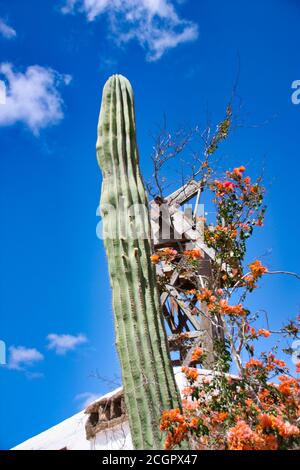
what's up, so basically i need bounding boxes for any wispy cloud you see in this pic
[0,63,71,134]
[0,19,16,39]
[61,0,198,61]
[46,333,88,355]
[75,392,99,409]
[8,346,44,371]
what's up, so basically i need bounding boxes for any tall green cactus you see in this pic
[96,75,181,449]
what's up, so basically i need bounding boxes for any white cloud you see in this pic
[47,333,88,355]
[0,63,71,134]
[8,346,44,371]
[0,19,16,39]
[75,392,99,409]
[61,0,198,61]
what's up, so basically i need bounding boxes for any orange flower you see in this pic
[223,181,235,191]
[273,358,286,367]
[244,275,258,289]
[258,389,271,403]
[227,421,265,450]
[278,375,300,396]
[249,260,268,276]
[212,411,229,423]
[162,248,178,256]
[197,288,213,302]
[233,166,246,178]
[259,414,300,438]
[161,409,189,449]
[258,413,273,429]
[182,366,199,382]
[219,299,245,316]
[250,184,259,194]
[160,408,185,429]
[245,358,263,369]
[184,249,203,260]
[181,386,194,396]
[150,254,160,264]
[257,329,271,338]
[245,398,254,408]
[245,261,268,289]
[191,347,204,362]
[262,435,278,450]
[186,289,197,295]
[189,417,200,429]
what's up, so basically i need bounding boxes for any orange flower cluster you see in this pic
[150,248,178,264]
[216,224,238,239]
[249,260,268,276]
[191,347,204,362]
[151,248,204,265]
[259,414,300,438]
[233,166,246,178]
[244,260,268,289]
[183,249,203,261]
[227,420,278,450]
[197,288,214,303]
[162,362,300,450]
[265,353,286,371]
[219,299,245,316]
[257,329,271,338]
[182,366,199,382]
[181,386,196,397]
[245,354,286,372]
[245,358,263,369]
[160,409,188,450]
[212,411,229,424]
[278,375,300,396]
[150,254,160,264]
[214,165,261,200]
[227,421,260,450]
[257,389,273,407]
[214,180,236,196]
[249,327,271,338]
[196,289,246,317]
[206,224,238,244]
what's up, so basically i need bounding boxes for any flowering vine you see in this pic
[153,165,300,450]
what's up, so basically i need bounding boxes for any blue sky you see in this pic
[0,0,299,450]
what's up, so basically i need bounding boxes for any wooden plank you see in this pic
[168,331,203,343]
[160,258,185,307]
[182,337,202,366]
[166,180,201,207]
[171,210,216,260]
[162,304,177,333]
[166,285,202,330]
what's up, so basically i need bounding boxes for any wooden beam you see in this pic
[182,337,203,367]
[166,285,202,330]
[160,258,185,307]
[162,304,177,333]
[166,180,201,207]
[168,331,203,343]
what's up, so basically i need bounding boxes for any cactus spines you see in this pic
[96,75,181,449]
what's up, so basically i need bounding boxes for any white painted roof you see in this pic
[12,368,198,450]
